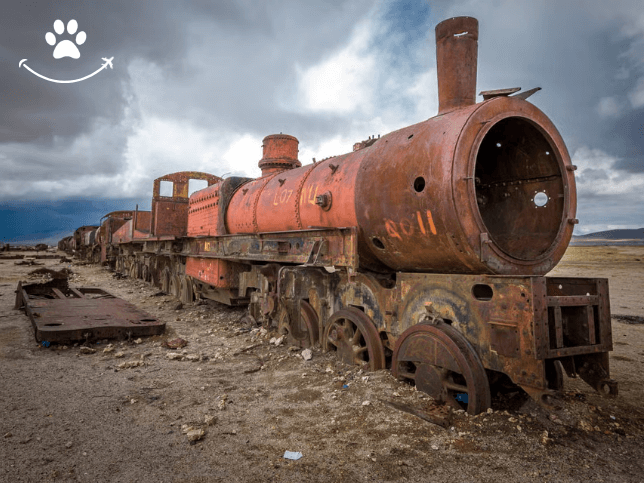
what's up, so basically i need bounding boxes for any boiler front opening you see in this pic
[474,117,564,260]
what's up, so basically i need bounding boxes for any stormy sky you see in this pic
[1,0,643,243]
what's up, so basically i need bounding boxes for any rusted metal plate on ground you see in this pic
[15,281,164,342]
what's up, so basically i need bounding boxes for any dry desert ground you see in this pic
[1,246,643,482]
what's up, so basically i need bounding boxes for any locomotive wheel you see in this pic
[179,276,194,305]
[169,275,181,298]
[277,300,319,348]
[161,269,171,294]
[323,307,385,371]
[129,262,138,279]
[151,268,160,288]
[141,265,150,283]
[392,322,491,415]
[546,359,564,391]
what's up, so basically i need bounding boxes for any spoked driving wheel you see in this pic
[323,307,385,371]
[277,300,319,348]
[392,322,491,415]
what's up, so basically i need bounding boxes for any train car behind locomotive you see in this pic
[73,16,617,414]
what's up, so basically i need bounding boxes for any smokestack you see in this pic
[258,134,302,176]
[435,17,479,115]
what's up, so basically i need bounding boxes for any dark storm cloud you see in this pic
[0,198,146,243]
[1,0,304,143]
[120,0,380,139]
[0,0,190,143]
[436,1,644,165]
[1,0,644,237]
[0,119,129,183]
[0,0,376,193]
[602,109,644,173]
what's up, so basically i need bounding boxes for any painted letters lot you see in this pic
[1,247,643,482]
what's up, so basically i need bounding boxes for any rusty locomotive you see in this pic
[64,17,617,414]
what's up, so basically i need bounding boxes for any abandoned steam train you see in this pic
[62,17,617,414]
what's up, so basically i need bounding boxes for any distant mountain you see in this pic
[573,228,644,240]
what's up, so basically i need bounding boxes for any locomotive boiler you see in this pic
[74,17,617,414]
[191,17,575,277]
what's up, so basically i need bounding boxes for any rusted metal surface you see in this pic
[57,236,73,252]
[353,95,575,275]
[277,299,319,348]
[185,257,245,289]
[388,273,613,395]
[322,307,385,371]
[15,280,164,342]
[110,211,153,244]
[150,172,221,238]
[479,87,521,100]
[533,277,613,359]
[258,134,302,176]
[214,17,575,276]
[134,210,152,233]
[111,220,134,244]
[103,173,221,287]
[184,227,358,268]
[353,136,379,152]
[392,321,491,415]
[70,226,98,254]
[513,87,542,100]
[436,17,478,114]
[224,150,362,238]
[188,177,252,237]
[97,211,134,263]
[275,267,615,409]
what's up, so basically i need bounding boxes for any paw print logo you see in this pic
[20,19,113,83]
[45,19,86,59]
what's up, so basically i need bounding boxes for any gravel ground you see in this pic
[1,247,643,482]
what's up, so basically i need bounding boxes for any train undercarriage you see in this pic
[106,228,617,415]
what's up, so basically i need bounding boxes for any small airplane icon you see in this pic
[101,57,114,69]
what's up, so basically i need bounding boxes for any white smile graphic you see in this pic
[20,19,114,84]
[19,57,114,84]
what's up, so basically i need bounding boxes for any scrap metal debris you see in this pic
[380,399,451,429]
[15,281,165,343]
[15,260,43,266]
[613,314,644,325]
[164,338,188,349]
[27,267,72,279]
[2,254,70,261]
